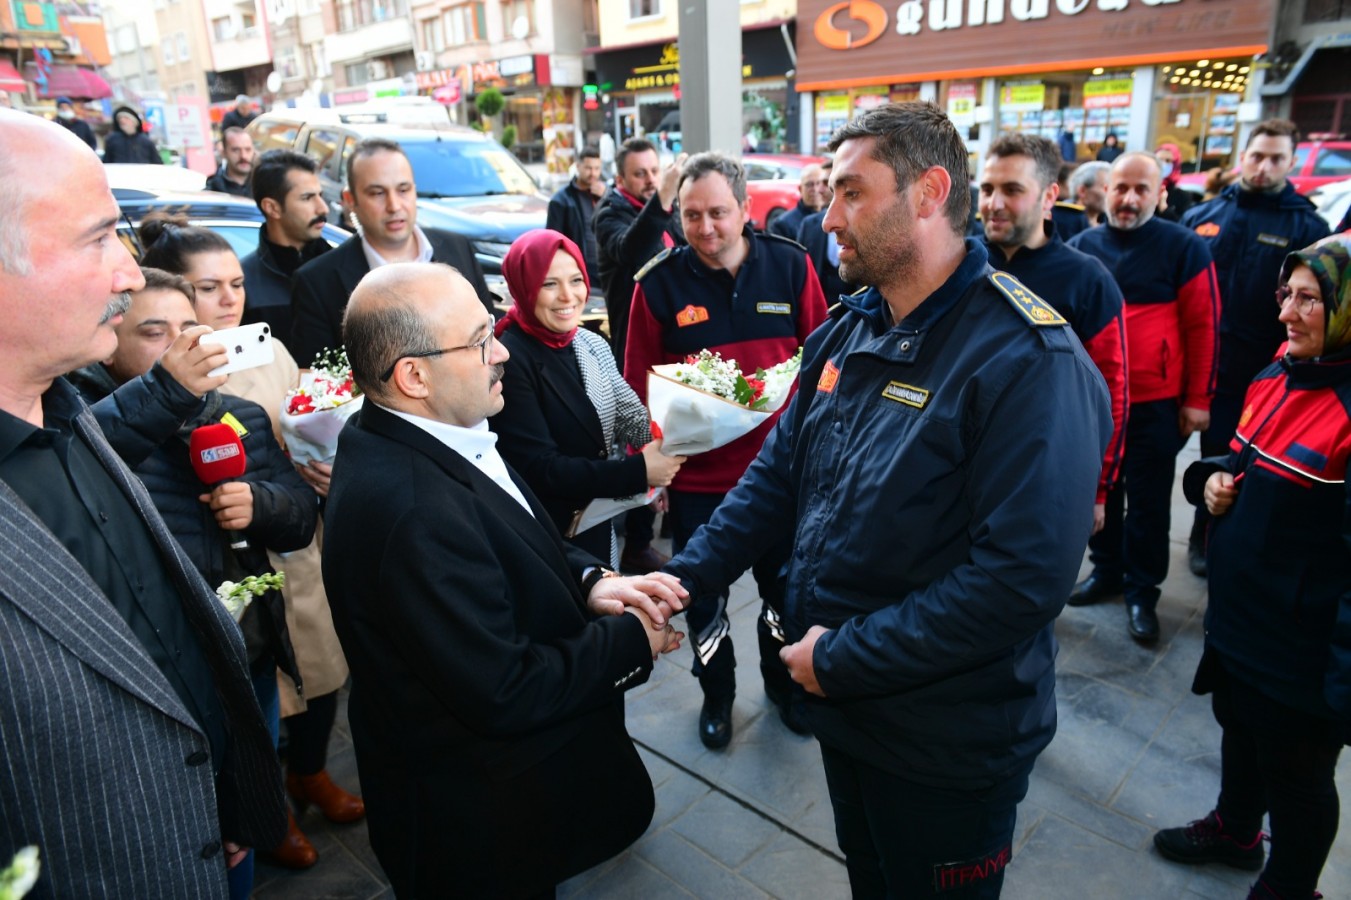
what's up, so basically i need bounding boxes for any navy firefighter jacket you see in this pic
[668,240,1112,788]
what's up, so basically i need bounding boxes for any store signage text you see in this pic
[815,0,1183,48]
[623,40,753,91]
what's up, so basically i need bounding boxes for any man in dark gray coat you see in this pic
[0,108,285,898]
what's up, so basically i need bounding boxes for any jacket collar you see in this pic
[843,237,991,334]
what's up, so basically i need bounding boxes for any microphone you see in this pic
[189,423,250,550]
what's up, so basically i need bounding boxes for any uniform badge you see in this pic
[756,302,791,315]
[817,360,840,393]
[675,305,709,327]
[1195,222,1221,237]
[1257,233,1290,248]
[988,272,1066,327]
[881,381,929,409]
[220,411,249,437]
[1238,404,1253,429]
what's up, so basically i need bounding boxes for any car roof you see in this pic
[113,188,265,220]
[251,108,485,140]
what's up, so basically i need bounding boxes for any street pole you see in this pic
[677,2,742,158]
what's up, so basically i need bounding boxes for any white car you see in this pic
[1308,177,1351,231]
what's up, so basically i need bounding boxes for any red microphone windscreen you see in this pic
[189,423,247,485]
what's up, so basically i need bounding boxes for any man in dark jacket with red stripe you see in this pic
[980,134,1129,533]
[1069,152,1219,643]
[1179,119,1330,575]
[625,151,828,748]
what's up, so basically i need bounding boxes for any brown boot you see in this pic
[287,770,366,824]
[264,811,318,869]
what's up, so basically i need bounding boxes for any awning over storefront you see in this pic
[0,59,25,93]
[22,63,111,99]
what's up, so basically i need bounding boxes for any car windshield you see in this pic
[403,139,538,197]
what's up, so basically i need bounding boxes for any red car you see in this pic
[744,153,828,232]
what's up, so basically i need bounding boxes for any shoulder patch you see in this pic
[1054,200,1086,212]
[758,230,806,251]
[634,248,674,282]
[988,272,1067,327]
[828,300,849,320]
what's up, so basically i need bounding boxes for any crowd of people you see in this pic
[0,96,1348,900]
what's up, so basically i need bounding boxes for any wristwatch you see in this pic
[580,566,621,596]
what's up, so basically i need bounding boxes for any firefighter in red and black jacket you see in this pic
[624,152,828,750]
[980,134,1129,533]
[1068,152,1219,643]
[1154,236,1351,899]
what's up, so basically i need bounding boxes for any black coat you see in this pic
[240,226,331,349]
[593,187,683,371]
[323,402,656,897]
[490,325,648,561]
[545,181,601,283]
[57,115,97,150]
[103,130,161,164]
[70,363,314,682]
[289,228,493,368]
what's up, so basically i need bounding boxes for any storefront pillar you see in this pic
[676,0,742,156]
[1126,66,1156,153]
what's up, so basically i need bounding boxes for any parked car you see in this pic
[1308,176,1351,230]
[246,108,550,297]
[743,153,829,233]
[111,180,352,263]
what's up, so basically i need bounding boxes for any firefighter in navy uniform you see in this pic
[623,151,827,748]
[663,104,1111,898]
[1179,119,1330,575]
[980,133,1129,535]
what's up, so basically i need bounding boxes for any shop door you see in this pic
[615,106,638,143]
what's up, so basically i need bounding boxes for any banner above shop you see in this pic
[797,0,1275,91]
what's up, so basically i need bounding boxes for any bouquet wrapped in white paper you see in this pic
[280,348,363,466]
[647,348,801,456]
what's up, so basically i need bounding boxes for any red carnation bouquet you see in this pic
[280,348,364,465]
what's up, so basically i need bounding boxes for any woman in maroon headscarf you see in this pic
[489,229,684,565]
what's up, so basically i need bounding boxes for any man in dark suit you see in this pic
[289,136,494,368]
[797,163,858,303]
[0,107,284,898]
[324,261,685,897]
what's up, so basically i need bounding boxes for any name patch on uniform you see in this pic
[756,302,792,315]
[1257,232,1290,248]
[1195,222,1221,237]
[933,845,1012,893]
[817,360,840,393]
[675,305,710,327]
[881,381,929,408]
[988,272,1066,327]
[220,411,249,438]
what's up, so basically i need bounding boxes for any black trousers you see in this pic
[1206,662,1343,899]
[821,744,1029,898]
[1087,398,1187,610]
[667,488,792,702]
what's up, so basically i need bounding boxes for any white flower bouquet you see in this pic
[0,846,39,900]
[215,571,286,623]
[280,348,364,466]
[646,348,802,456]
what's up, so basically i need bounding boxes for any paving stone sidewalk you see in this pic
[254,441,1351,898]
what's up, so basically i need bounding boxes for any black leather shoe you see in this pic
[1127,603,1160,643]
[1066,573,1124,607]
[699,695,733,749]
[619,544,671,575]
[1188,542,1208,578]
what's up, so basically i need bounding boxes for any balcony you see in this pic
[324,15,412,65]
[209,25,270,73]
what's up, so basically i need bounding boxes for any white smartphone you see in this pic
[200,323,275,376]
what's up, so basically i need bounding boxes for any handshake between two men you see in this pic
[586,569,688,659]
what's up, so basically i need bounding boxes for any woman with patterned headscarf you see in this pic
[488,229,684,566]
[1153,235,1351,899]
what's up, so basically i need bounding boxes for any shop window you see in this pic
[1154,58,1252,172]
[629,0,661,20]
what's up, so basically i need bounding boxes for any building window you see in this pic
[502,0,534,38]
[212,16,234,40]
[310,42,331,77]
[444,3,486,45]
[345,61,368,86]
[1305,0,1351,22]
[279,45,300,78]
[337,0,356,30]
[420,16,444,52]
[161,36,175,65]
[177,32,190,60]
[629,0,660,19]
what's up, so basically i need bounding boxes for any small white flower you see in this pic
[0,845,41,899]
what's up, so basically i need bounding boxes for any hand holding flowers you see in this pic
[215,571,286,623]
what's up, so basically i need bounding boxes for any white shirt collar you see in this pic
[361,224,434,270]
[377,403,533,514]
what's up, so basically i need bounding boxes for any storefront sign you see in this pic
[433,80,461,105]
[817,93,851,116]
[500,55,533,78]
[594,25,795,95]
[1083,77,1133,108]
[947,82,977,128]
[1000,82,1046,111]
[798,0,1274,90]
